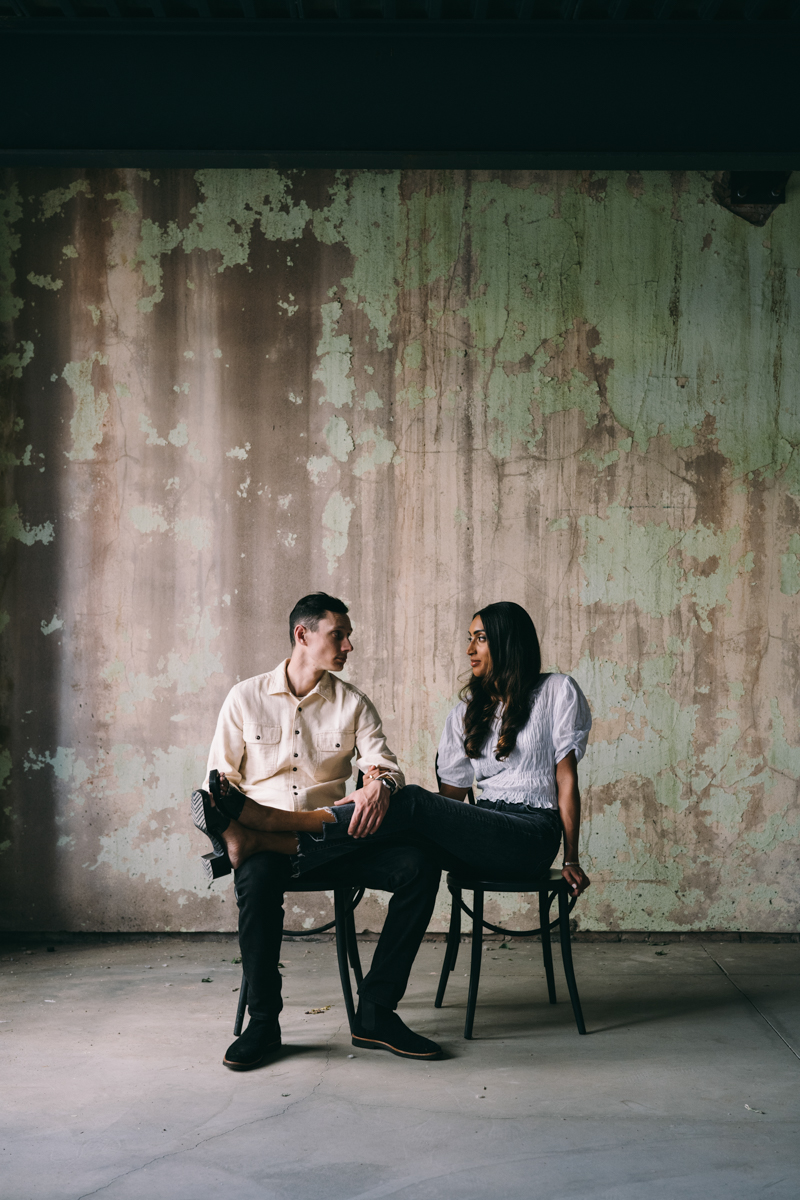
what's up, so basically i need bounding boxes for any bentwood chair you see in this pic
[434,762,587,1039]
[233,770,367,1036]
[234,880,364,1035]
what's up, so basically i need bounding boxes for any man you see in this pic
[198,591,443,1070]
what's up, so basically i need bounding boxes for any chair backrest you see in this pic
[434,752,475,805]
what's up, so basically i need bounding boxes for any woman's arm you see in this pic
[438,783,470,802]
[555,750,591,897]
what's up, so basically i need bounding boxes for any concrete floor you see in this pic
[2,936,799,1200]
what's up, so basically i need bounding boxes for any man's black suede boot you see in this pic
[223,1017,281,1071]
[351,1000,443,1060]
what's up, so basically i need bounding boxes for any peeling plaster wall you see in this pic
[1,169,798,935]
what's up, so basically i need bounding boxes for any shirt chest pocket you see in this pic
[314,729,356,756]
[243,724,282,772]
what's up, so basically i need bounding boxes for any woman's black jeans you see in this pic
[295,784,562,881]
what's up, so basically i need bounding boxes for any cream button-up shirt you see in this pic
[204,660,404,812]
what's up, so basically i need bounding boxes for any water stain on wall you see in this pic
[1,168,798,934]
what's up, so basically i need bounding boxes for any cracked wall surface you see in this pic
[1,168,798,934]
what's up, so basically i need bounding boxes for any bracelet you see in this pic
[563,861,580,867]
[374,772,398,796]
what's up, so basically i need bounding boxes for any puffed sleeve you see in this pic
[436,701,475,788]
[552,676,592,764]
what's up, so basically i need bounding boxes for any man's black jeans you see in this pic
[234,838,441,1022]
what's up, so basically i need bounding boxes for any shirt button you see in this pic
[335,743,340,748]
[256,735,260,740]
[293,767,297,772]
[297,707,302,713]
[293,753,299,758]
[295,730,299,735]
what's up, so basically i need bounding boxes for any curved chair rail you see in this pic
[450,880,577,937]
[282,886,366,937]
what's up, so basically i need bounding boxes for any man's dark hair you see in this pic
[289,592,349,646]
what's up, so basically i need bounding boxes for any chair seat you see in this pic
[284,878,350,892]
[445,867,566,891]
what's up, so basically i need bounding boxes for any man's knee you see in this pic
[234,851,290,907]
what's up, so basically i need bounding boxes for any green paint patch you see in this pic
[581,448,620,471]
[40,615,64,636]
[397,383,436,410]
[173,516,211,552]
[579,505,752,630]
[0,504,55,548]
[0,442,32,468]
[322,491,355,575]
[0,340,34,380]
[314,302,355,409]
[307,455,333,484]
[0,182,23,322]
[362,390,382,410]
[39,179,91,220]
[109,608,224,716]
[62,244,78,259]
[484,368,540,458]
[779,533,800,595]
[352,426,398,477]
[139,413,166,446]
[548,517,571,532]
[134,218,184,313]
[27,271,62,291]
[313,172,402,351]
[768,698,800,779]
[404,341,423,370]
[574,654,697,813]
[129,505,169,535]
[62,353,109,462]
[105,190,138,214]
[168,422,189,447]
[323,415,354,462]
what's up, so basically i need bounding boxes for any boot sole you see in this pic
[223,1037,281,1071]
[351,1034,443,1060]
[191,789,232,879]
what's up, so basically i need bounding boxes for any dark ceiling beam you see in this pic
[1,21,799,167]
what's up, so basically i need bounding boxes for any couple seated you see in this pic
[192,591,591,1070]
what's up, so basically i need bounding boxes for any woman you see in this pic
[196,602,591,899]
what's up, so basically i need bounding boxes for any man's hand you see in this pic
[333,768,390,837]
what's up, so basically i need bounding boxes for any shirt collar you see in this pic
[268,659,335,702]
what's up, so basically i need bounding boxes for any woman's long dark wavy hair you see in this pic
[461,601,542,761]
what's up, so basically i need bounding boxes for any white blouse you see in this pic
[436,674,592,809]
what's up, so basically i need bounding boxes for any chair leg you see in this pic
[234,970,248,1036]
[557,888,587,1035]
[539,890,557,1005]
[334,888,357,1032]
[464,888,484,1040]
[345,896,363,987]
[435,885,461,1009]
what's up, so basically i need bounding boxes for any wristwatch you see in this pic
[378,774,398,796]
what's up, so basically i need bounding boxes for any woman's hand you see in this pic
[562,863,590,897]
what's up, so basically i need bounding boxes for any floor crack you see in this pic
[701,943,800,1062]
